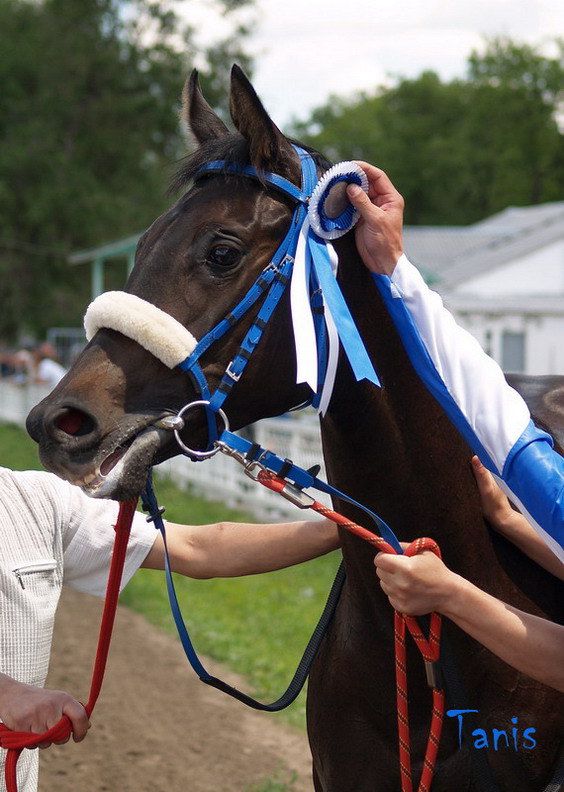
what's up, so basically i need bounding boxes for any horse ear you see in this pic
[229,64,298,176]
[183,70,229,144]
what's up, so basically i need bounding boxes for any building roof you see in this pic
[403,202,564,289]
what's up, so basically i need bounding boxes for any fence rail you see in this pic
[0,382,326,520]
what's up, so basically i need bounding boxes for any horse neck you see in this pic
[319,239,494,586]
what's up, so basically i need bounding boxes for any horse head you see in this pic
[27,67,323,500]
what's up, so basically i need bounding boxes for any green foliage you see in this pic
[0,0,255,340]
[292,38,564,225]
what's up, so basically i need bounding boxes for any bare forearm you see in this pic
[443,575,564,691]
[495,512,564,579]
[143,518,340,578]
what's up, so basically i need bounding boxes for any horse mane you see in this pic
[170,135,332,195]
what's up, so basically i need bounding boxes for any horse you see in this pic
[27,66,562,791]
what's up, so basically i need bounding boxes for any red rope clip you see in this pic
[256,469,444,792]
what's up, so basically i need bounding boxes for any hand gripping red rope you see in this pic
[0,499,138,792]
[256,469,444,792]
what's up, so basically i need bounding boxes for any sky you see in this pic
[185,0,563,127]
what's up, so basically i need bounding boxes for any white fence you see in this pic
[0,381,327,520]
[0,382,51,428]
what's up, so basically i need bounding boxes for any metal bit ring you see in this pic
[173,400,230,459]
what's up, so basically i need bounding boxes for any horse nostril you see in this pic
[56,408,96,437]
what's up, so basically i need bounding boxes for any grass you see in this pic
[0,421,43,470]
[0,422,341,730]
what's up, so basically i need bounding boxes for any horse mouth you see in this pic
[70,424,169,500]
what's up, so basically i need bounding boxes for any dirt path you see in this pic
[41,588,313,791]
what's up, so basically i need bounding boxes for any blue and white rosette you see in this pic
[308,161,369,241]
[290,162,377,414]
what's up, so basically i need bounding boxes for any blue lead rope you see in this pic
[141,472,346,711]
[139,425,403,711]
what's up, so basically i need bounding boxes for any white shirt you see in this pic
[0,468,156,792]
[36,359,66,388]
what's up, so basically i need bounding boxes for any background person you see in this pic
[32,343,66,388]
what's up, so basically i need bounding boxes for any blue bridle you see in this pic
[137,147,412,713]
[163,143,403,553]
[174,145,380,454]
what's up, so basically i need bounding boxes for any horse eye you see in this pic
[206,245,241,269]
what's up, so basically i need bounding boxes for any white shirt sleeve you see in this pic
[389,254,531,472]
[59,482,156,597]
[371,254,564,560]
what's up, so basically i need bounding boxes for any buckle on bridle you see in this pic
[225,361,242,382]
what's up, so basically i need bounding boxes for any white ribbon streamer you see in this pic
[290,219,319,392]
[318,244,340,416]
[290,219,344,415]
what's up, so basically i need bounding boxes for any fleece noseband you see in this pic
[84,290,198,368]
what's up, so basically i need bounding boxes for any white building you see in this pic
[403,202,564,376]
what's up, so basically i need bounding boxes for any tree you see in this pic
[0,0,255,340]
[292,38,564,226]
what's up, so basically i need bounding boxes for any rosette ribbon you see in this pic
[290,160,380,414]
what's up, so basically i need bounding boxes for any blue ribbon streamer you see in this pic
[307,231,381,387]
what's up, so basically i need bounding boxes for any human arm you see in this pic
[141,517,340,578]
[374,551,564,692]
[0,674,90,746]
[347,162,564,561]
[471,455,564,579]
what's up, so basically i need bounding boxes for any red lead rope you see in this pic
[256,469,445,792]
[0,499,138,792]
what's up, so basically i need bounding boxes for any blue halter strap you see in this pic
[175,145,380,450]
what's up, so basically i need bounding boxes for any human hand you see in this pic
[0,675,90,748]
[346,161,404,276]
[374,547,459,616]
[471,456,517,534]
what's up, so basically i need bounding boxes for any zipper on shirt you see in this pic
[12,559,57,589]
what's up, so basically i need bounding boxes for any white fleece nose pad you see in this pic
[84,291,198,368]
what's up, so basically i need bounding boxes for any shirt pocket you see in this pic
[12,559,58,591]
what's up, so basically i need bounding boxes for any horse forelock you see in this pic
[170,135,333,196]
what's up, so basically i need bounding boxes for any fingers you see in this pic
[352,161,404,208]
[346,181,382,220]
[470,455,512,524]
[373,550,448,616]
[62,699,90,743]
[471,455,494,490]
[8,690,89,746]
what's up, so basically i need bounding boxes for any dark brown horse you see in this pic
[27,67,562,791]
